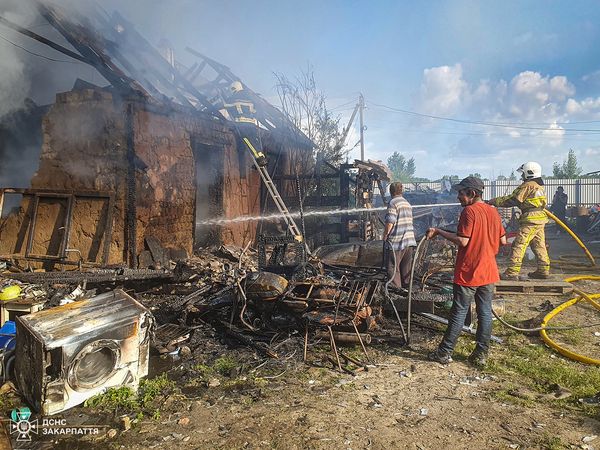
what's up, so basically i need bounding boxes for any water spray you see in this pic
[197,202,462,226]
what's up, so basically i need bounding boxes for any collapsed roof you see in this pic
[0,0,313,148]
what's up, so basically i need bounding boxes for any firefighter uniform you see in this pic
[492,180,550,277]
[223,86,267,166]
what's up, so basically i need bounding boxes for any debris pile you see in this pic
[145,244,387,371]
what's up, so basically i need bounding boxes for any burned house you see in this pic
[0,3,313,269]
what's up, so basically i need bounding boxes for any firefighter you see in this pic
[223,81,267,166]
[487,161,550,280]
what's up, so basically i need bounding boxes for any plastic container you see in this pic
[0,320,16,351]
[0,285,21,301]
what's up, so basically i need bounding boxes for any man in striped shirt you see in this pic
[384,182,417,288]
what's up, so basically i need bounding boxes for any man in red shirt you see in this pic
[426,176,506,366]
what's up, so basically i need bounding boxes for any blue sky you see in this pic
[3,0,600,179]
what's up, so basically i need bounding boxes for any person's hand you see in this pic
[426,228,438,240]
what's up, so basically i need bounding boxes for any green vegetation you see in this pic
[85,373,176,419]
[84,386,137,410]
[191,356,238,380]
[536,433,566,450]
[552,149,582,178]
[387,151,416,182]
[213,356,238,376]
[222,375,268,392]
[484,332,600,417]
[189,356,270,393]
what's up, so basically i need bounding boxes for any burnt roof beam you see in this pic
[0,15,88,64]
[36,2,148,98]
[108,12,222,117]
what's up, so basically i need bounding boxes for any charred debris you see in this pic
[0,1,463,415]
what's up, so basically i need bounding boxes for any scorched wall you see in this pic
[0,87,267,266]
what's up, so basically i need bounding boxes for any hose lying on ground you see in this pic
[537,276,600,365]
[489,211,598,364]
[545,208,596,266]
[490,275,600,365]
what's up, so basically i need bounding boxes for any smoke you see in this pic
[0,1,36,118]
[0,0,110,187]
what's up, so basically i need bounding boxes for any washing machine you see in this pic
[15,289,154,415]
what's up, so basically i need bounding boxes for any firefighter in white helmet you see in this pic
[487,161,550,280]
[223,81,267,166]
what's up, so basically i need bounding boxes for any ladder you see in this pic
[242,137,304,243]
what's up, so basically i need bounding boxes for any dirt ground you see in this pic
[5,231,600,450]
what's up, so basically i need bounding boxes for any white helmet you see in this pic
[230,81,243,93]
[517,161,542,180]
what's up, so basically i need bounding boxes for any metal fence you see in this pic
[405,178,600,207]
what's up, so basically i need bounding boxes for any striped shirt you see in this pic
[385,196,417,251]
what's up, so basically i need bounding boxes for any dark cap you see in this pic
[452,176,484,193]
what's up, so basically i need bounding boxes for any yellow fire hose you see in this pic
[539,276,600,365]
[544,208,596,266]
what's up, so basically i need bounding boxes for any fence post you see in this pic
[575,179,581,207]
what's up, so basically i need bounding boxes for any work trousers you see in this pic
[385,246,414,289]
[506,224,550,276]
[438,284,494,356]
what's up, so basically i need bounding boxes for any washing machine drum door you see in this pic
[68,340,121,391]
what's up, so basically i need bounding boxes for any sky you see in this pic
[1,0,600,180]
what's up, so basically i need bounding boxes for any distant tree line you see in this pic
[386,148,592,183]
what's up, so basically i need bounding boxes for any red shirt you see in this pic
[454,202,505,286]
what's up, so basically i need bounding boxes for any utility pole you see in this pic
[359,93,365,161]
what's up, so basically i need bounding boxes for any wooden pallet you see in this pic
[495,280,573,296]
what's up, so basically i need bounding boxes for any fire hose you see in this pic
[492,214,600,363]
[538,276,600,365]
[415,216,600,364]
[544,208,596,267]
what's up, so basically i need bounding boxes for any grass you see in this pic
[536,433,566,450]
[192,356,238,379]
[213,356,237,376]
[85,373,176,419]
[221,375,268,392]
[547,326,586,346]
[483,332,600,417]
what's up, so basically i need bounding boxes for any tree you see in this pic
[469,173,483,179]
[496,174,507,181]
[273,67,342,168]
[552,149,582,178]
[273,67,344,200]
[387,151,416,182]
[509,171,517,181]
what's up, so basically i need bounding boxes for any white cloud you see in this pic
[410,65,600,178]
[563,97,600,119]
[540,122,565,147]
[419,64,467,115]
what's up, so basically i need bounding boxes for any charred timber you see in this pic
[0,15,88,63]
[315,330,372,345]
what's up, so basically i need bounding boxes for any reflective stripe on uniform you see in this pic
[506,224,550,275]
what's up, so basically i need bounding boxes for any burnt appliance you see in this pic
[15,289,154,415]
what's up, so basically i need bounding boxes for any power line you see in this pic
[368,101,600,133]
[0,33,80,63]
[329,99,357,111]
[367,120,600,138]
